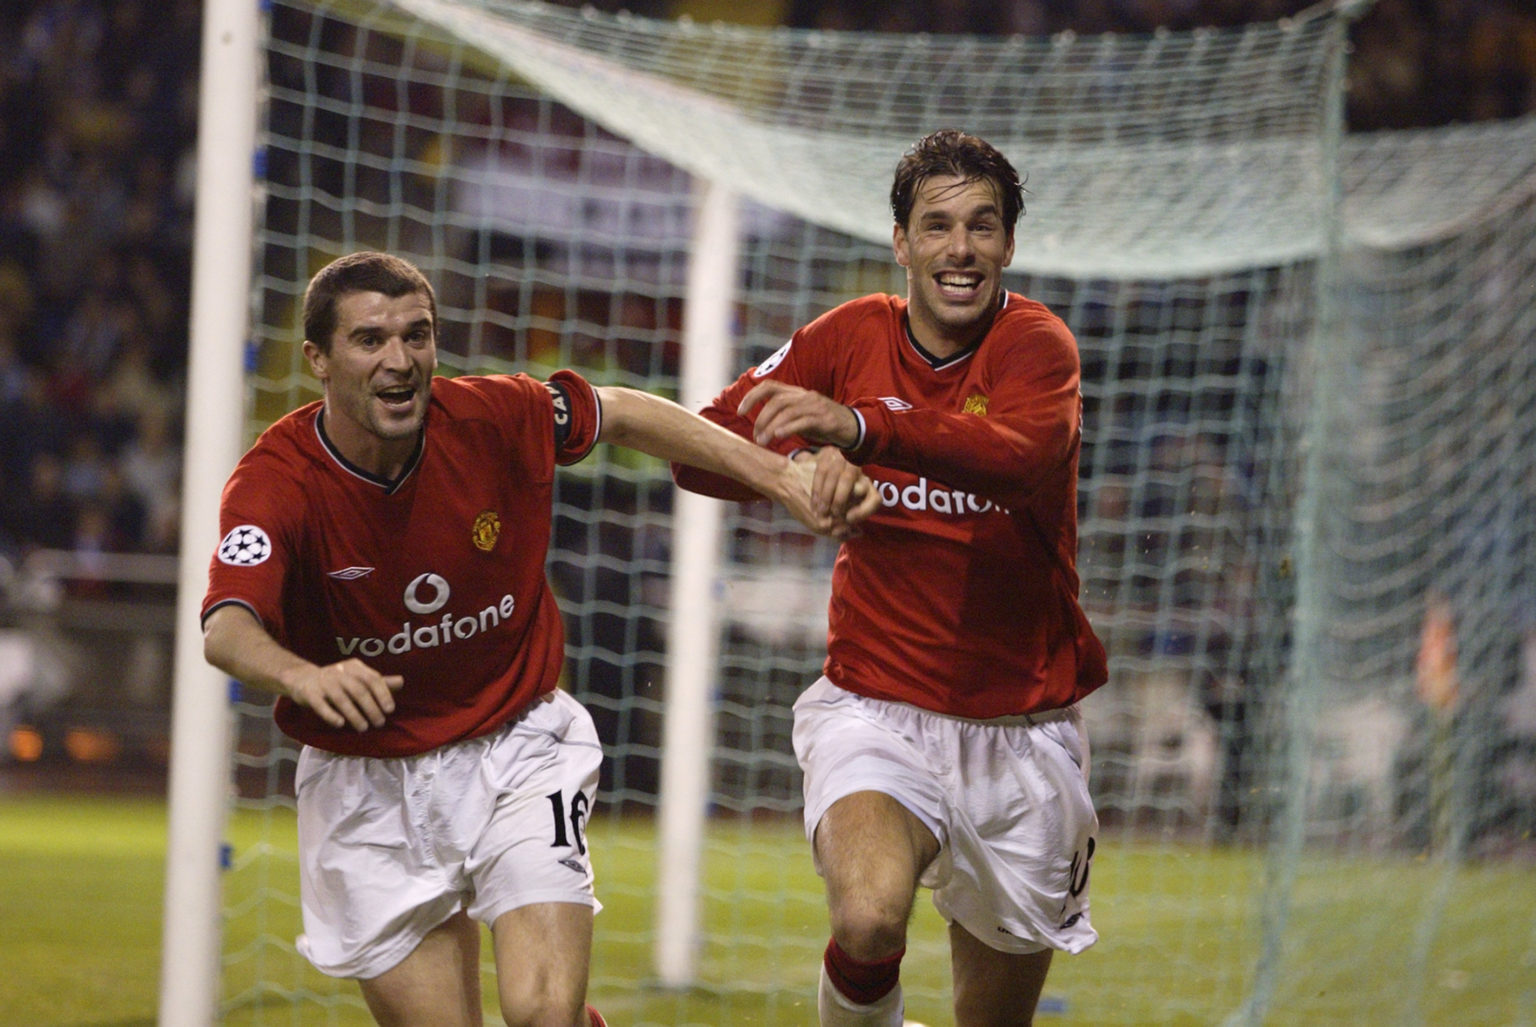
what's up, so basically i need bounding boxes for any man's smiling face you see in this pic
[894,173,1016,358]
[303,288,437,475]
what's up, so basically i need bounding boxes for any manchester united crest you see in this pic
[471,510,501,552]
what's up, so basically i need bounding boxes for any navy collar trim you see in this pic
[314,409,424,494]
[903,292,1008,370]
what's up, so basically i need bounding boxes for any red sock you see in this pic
[587,1005,607,1027]
[823,937,904,1006]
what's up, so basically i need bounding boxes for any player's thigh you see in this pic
[490,901,593,1025]
[358,909,483,1027]
[949,921,1053,1027]
[815,790,939,953]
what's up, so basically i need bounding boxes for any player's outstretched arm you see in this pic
[596,385,878,539]
[203,604,403,731]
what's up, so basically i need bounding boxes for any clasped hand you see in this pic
[741,381,880,541]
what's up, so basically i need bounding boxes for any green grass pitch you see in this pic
[1,793,1532,1024]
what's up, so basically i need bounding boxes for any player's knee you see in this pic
[498,1001,584,1027]
[829,899,909,961]
[497,972,584,1027]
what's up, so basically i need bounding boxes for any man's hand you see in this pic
[740,381,861,449]
[287,660,405,732]
[791,448,882,540]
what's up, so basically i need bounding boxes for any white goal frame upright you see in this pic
[159,0,260,1023]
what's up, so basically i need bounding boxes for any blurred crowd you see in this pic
[0,0,1532,572]
[0,0,202,570]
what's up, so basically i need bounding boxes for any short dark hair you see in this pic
[889,129,1025,235]
[302,251,437,354]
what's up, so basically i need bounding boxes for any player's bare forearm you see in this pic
[203,604,313,699]
[598,385,874,537]
[665,400,774,503]
[203,604,402,731]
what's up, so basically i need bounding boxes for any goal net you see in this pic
[208,1,1536,1023]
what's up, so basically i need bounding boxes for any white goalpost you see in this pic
[159,0,261,1023]
[164,1,1536,1023]
[654,178,739,987]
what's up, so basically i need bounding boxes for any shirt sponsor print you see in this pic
[333,571,518,658]
[869,475,1007,516]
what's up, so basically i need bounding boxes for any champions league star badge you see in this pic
[218,524,272,566]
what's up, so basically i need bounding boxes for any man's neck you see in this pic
[905,296,1002,364]
[319,406,420,481]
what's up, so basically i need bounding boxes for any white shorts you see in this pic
[293,690,603,979]
[793,677,1098,956]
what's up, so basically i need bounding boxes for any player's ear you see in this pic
[892,222,911,267]
[302,339,328,381]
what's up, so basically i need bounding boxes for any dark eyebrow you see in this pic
[347,317,433,340]
[919,202,1000,224]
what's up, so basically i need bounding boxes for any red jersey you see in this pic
[202,371,600,757]
[674,293,1107,718]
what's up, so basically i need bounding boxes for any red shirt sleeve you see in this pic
[200,412,314,637]
[844,306,1082,512]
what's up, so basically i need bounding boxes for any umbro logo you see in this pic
[558,857,586,875]
[327,566,375,580]
[878,396,912,411]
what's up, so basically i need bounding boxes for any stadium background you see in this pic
[1,0,1534,1024]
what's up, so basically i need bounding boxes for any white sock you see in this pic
[818,961,904,1027]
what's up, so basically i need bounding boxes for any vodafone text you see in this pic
[870,475,1008,516]
[335,574,516,657]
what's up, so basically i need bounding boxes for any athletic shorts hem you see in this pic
[468,889,602,927]
[299,917,448,982]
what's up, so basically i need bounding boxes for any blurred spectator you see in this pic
[0,371,68,486]
[2,0,198,564]
[118,408,181,553]
[0,332,31,408]
[66,503,117,599]
[96,463,148,552]
[95,334,178,432]
[17,452,75,553]
[60,432,109,504]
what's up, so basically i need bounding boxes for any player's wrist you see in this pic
[833,406,864,450]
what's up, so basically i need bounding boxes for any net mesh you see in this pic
[215,1,1536,1023]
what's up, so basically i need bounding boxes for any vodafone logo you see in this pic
[404,573,450,614]
[871,475,1007,516]
[333,571,518,658]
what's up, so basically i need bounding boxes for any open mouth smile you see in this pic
[375,383,419,411]
[935,271,985,298]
